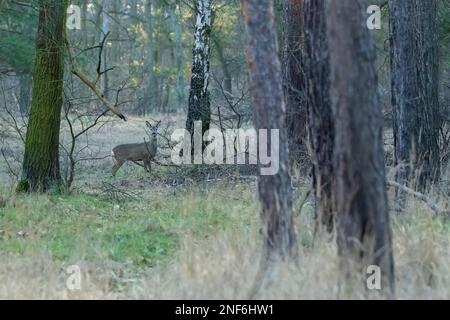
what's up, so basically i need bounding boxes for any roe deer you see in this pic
[111,121,161,177]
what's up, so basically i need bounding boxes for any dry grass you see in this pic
[0,184,448,300]
[126,207,449,300]
[0,117,449,300]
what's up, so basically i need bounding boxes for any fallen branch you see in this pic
[387,181,450,217]
[65,34,127,121]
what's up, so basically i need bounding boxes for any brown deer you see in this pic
[111,121,161,177]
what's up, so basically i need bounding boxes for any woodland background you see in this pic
[0,0,449,299]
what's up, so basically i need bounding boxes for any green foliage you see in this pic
[0,0,39,73]
[15,180,29,193]
[0,31,35,73]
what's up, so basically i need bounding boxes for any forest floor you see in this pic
[0,117,449,299]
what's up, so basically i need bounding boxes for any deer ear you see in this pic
[156,120,162,129]
[146,121,152,128]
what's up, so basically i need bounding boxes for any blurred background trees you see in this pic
[0,0,248,117]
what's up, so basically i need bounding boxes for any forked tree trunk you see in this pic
[17,0,68,193]
[326,0,395,294]
[243,0,296,261]
[283,0,307,169]
[390,0,440,191]
[303,0,334,233]
[186,0,212,137]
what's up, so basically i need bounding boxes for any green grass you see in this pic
[0,182,256,271]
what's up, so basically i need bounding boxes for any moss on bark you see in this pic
[18,0,68,193]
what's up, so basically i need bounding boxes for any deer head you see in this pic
[146,120,161,140]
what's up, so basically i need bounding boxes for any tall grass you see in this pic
[0,181,448,299]
[0,118,448,299]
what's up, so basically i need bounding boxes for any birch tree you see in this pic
[186,0,212,137]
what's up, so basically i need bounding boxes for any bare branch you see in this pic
[387,181,450,217]
[65,34,127,121]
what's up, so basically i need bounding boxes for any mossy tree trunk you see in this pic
[17,0,68,193]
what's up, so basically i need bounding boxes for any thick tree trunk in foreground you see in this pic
[283,0,307,169]
[304,0,334,233]
[17,0,68,193]
[186,0,212,137]
[390,0,440,191]
[243,0,296,260]
[326,0,394,294]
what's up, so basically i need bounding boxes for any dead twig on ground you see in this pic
[387,180,450,217]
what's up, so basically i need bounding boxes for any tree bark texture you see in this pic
[303,0,335,233]
[186,0,212,137]
[326,0,395,294]
[18,0,68,192]
[243,0,296,260]
[390,0,440,191]
[283,0,308,169]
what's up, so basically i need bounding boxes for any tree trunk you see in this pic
[18,73,32,116]
[143,0,156,114]
[128,2,138,78]
[171,3,186,107]
[17,0,68,193]
[111,0,120,64]
[214,36,232,94]
[390,0,440,192]
[186,0,212,137]
[326,0,395,295]
[243,0,296,261]
[283,0,307,169]
[303,0,334,233]
[81,0,88,49]
[92,2,103,47]
[100,1,109,99]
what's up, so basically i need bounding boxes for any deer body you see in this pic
[111,121,160,177]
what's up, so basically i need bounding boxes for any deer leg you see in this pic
[112,160,125,177]
[143,158,151,173]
